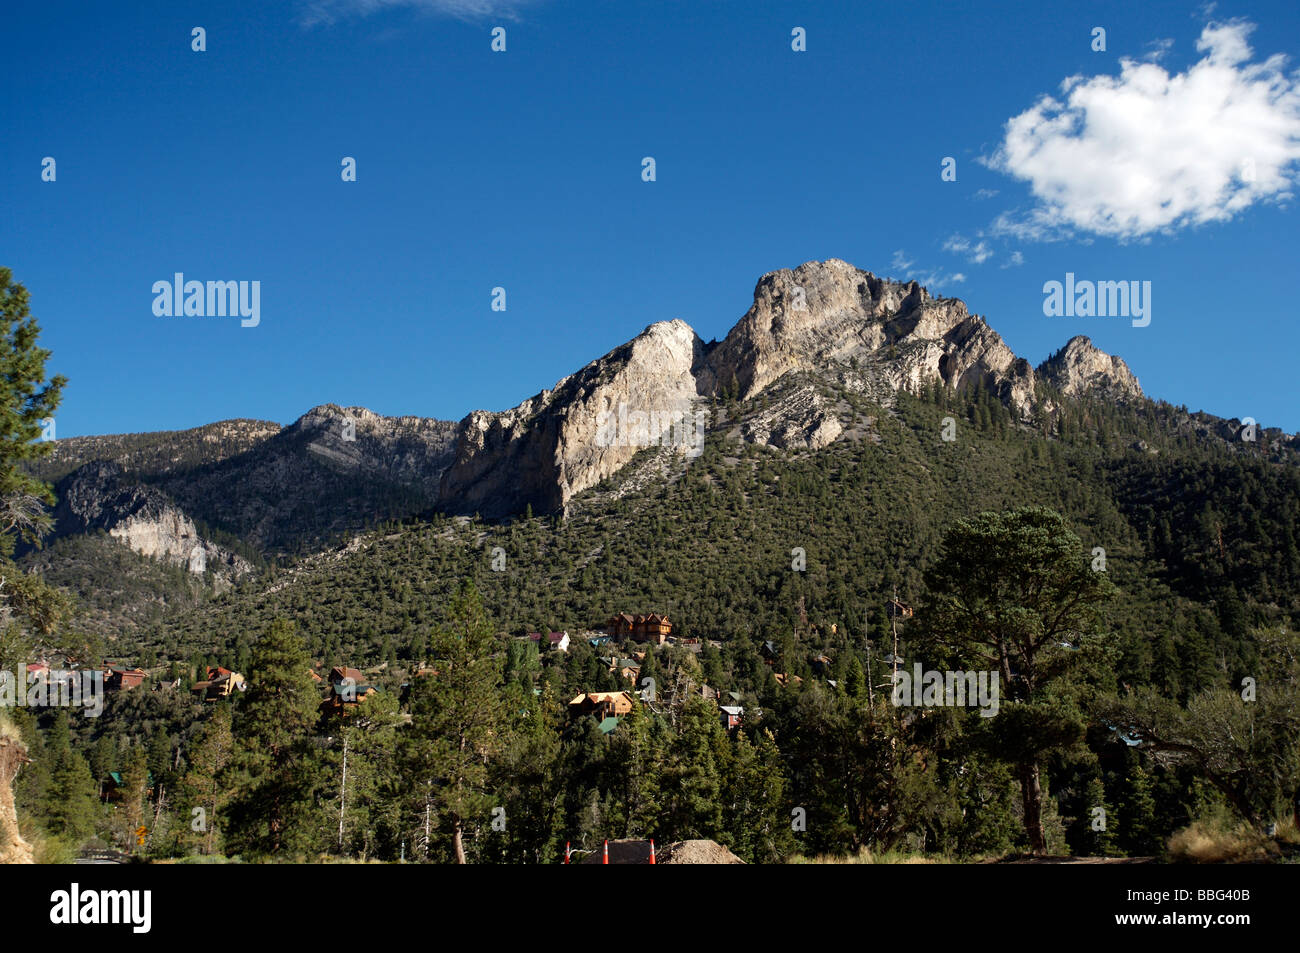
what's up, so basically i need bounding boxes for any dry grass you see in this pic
[1167,814,1283,864]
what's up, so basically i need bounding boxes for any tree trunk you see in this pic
[1018,761,1047,855]
[453,816,467,864]
[338,733,349,852]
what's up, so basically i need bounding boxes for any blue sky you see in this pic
[4,0,1298,438]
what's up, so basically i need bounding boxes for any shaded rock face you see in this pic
[700,259,1040,419]
[53,462,252,576]
[156,406,461,551]
[1038,335,1143,401]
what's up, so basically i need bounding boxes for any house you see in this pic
[330,666,364,685]
[587,634,612,647]
[190,666,247,702]
[597,716,620,735]
[25,663,49,682]
[103,771,155,803]
[616,658,641,684]
[886,600,914,620]
[720,705,744,730]
[527,631,571,652]
[105,668,148,692]
[772,673,803,688]
[812,655,833,676]
[322,666,377,716]
[605,613,672,645]
[568,691,635,720]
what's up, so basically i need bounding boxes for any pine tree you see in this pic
[225,618,325,857]
[41,712,98,845]
[118,746,150,855]
[920,507,1115,854]
[179,704,234,856]
[407,581,506,863]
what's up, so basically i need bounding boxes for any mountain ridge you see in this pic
[28,259,1294,562]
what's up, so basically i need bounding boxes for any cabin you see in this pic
[322,666,377,716]
[191,666,246,702]
[568,691,635,720]
[720,705,744,730]
[527,631,571,653]
[103,771,156,803]
[105,668,148,692]
[605,613,673,645]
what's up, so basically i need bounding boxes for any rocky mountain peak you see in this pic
[700,259,1036,418]
[1038,335,1143,401]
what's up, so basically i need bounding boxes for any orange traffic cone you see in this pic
[603,839,609,864]
[564,841,571,864]
[649,839,656,865]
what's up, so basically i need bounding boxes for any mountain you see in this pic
[27,259,1293,570]
[52,461,252,577]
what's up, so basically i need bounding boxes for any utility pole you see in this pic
[864,607,874,710]
[891,585,900,685]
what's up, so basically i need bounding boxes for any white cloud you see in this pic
[943,234,994,264]
[1001,250,1025,269]
[986,20,1300,241]
[888,250,964,290]
[972,188,1000,200]
[890,249,914,271]
[301,0,544,25]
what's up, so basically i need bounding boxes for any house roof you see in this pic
[597,716,620,734]
[720,706,744,716]
[569,691,632,706]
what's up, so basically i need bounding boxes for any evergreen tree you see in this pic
[41,712,98,844]
[920,506,1115,854]
[406,581,506,863]
[178,704,234,856]
[225,618,325,857]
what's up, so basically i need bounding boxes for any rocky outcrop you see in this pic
[739,381,843,451]
[54,462,252,575]
[699,259,1039,418]
[1038,335,1142,401]
[0,718,34,865]
[439,320,708,518]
